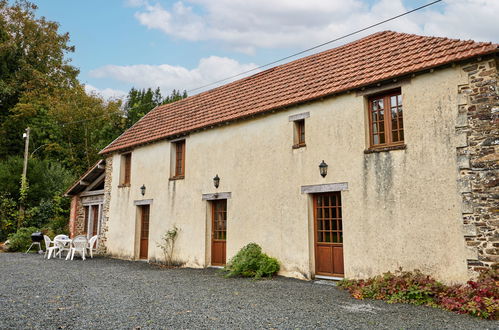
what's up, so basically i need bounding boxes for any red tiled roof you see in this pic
[100,31,497,154]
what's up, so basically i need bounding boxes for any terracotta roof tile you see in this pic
[100,31,497,154]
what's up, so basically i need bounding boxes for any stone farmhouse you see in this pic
[66,31,498,283]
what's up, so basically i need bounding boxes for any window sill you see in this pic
[292,143,306,149]
[118,184,130,188]
[169,175,185,181]
[364,144,406,154]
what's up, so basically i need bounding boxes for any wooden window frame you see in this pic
[119,153,132,186]
[367,89,404,150]
[293,119,306,149]
[171,140,185,180]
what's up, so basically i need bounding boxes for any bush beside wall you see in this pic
[224,243,280,279]
[338,269,499,320]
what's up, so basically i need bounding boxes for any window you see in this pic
[368,90,404,148]
[294,119,306,148]
[120,153,131,185]
[172,140,185,178]
[289,112,309,149]
[290,119,307,149]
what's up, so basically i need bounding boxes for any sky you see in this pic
[29,0,499,100]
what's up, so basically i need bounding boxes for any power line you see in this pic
[57,0,442,127]
[187,0,442,93]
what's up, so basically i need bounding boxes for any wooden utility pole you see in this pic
[18,127,30,228]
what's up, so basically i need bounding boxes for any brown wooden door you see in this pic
[139,205,150,260]
[92,206,99,236]
[314,192,344,277]
[211,200,227,266]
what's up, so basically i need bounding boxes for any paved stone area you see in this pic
[0,253,496,329]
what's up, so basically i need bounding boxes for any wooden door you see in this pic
[91,206,99,236]
[90,206,100,248]
[139,205,150,260]
[314,192,344,277]
[211,200,227,266]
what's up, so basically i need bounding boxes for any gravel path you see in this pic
[0,253,496,329]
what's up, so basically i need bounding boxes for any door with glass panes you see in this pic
[211,199,227,266]
[313,192,344,277]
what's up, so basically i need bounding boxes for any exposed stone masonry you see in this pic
[457,57,499,274]
[74,197,86,237]
[97,156,113,254]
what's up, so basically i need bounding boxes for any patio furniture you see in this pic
[43,235,57,259]
[87,235,98,258]
[67,235,87,261]
[50,235,71,259]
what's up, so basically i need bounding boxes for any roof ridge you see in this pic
[101,31,498,154]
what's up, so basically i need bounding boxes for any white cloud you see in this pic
[89,56,259,94]
[132,0,498,53]
[422,0,499,42]
[84,84,127,100]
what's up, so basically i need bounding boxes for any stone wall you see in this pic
[97,156,113,254]
[74,197,86,237]
[457,57,499,274]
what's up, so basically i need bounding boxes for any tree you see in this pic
[0,0,79,158]
[123,87,187,128]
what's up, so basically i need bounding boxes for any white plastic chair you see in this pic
[67,236,87,261]
[43,235,57,259]
[87,235,98,258]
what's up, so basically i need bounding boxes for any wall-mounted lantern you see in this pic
[213,174,220,189]
[140,184,146,196]
[319,160,328,178]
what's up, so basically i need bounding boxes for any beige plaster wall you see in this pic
[105,65,471,283]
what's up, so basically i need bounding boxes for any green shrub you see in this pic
[0,192,18,241]
[224,243,280,279]
[46,215,69,235]
[338,268,499,320]
[7,227,40,252]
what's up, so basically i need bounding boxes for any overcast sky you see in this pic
[32,0,499,99]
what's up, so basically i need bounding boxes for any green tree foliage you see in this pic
[0,192,17,240]
[0,1,126,173]
[0,156,73,233]
[0,0,80,157]
[124,87,187,128]
[0,1,188,241]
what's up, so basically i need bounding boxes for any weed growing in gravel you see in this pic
[223,243,279,279]
[338,268,499,320]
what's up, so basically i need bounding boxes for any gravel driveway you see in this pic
[0,253,495,329]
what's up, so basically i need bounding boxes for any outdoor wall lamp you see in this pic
[319,160,328,178]
[213,174,220,189]
[140,184,146,196]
